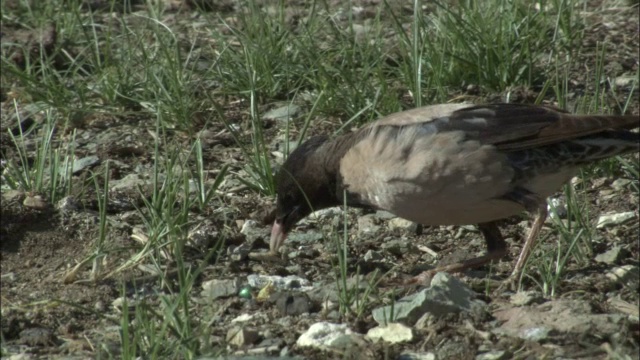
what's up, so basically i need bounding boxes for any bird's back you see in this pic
[338,103,638,225]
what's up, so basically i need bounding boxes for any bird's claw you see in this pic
[377,270,439,288]
[248,251,285,263]
[406,270,437,287]
[493,274,519,295]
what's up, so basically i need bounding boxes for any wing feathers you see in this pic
[368,103,639,152]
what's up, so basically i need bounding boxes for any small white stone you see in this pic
[366,323,414,343]
[388,217,418,232]
[296,322,365,349]
[240,220,260,234]
[231,313,255,323]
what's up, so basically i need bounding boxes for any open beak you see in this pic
[270,220,287,253]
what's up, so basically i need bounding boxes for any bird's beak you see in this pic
[270,220,287,253]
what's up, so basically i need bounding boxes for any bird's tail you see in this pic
[567,114,639,132]
[571,129,639,162]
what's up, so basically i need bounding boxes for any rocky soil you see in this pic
[1,0,639,359]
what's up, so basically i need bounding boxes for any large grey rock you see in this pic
[380,238,411,256]
[375,210,397,220]
[372,273,484,325]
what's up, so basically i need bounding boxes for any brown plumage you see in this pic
[270,103,639,287]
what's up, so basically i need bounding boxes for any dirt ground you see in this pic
[1,0,639,359]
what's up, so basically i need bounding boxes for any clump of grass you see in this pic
[427,0,552,91]
[213,1,301,101]
[522,184,594,296]
[3,104,76,203]
[332,192,382,321]
[97,115,228,356]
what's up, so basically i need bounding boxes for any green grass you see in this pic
[3,106,76,202]
[1,0,638,358]
[332,192,382,321]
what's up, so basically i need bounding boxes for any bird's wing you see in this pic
[367,103,639,151]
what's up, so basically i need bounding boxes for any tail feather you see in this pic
[537,114,640,144]
[573,130,640,161]
[508,129,639,180]
[574,114,639,130]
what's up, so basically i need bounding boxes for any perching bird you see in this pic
[269,103,639,287]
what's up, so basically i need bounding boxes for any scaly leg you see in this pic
[493,188,548,292]
[497,203,548,291]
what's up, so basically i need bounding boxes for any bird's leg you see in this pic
[406,222,507,285]
[408,187,549,291]
[496,188,548,292]
[497,203,548,291]
[513,204,548,276]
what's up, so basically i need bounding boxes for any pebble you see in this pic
[201,278,241,300]
[273,292,313,316]
[476,350,509,360]
[226,326,260,347]
[23,194,47,209]
[357,214,379,234]
[296,322,366,350]
[595,245,626,265]
[263,104,301,121]
[388,217,418,233]
[596,211,636,228]
[366,323,414,343]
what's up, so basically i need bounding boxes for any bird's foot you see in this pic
[377,271,429,288]
[377,273,410,287]
[493,273,519,295]
[404,270,437,287]
[248,250,285,263]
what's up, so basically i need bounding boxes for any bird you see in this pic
[268,103,639,288]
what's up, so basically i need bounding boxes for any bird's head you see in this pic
[270,135,337,253]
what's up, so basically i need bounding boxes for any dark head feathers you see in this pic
[274,135,337,233]
[275,135,329,198]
